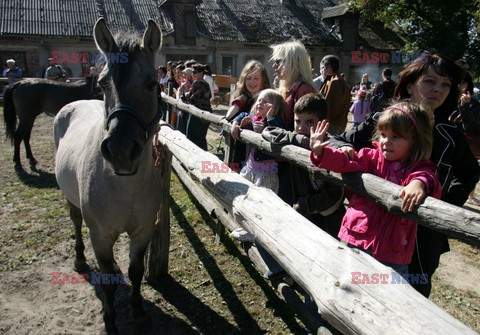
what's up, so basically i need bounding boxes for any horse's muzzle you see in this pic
[101,134,144,175]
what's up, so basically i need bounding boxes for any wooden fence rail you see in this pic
[151,123,476,335]
[160,94,480,247]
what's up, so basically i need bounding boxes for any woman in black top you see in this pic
[330,54,480,297]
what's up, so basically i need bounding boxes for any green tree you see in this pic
[350,0,480,77]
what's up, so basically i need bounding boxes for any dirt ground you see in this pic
[0,108,479,334]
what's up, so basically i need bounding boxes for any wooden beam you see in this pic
[146,147,173,283]
[161,94,480,247]
[172,155,334,335]
[155,125,477,335]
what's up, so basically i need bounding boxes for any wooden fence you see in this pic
[147,94,480,335]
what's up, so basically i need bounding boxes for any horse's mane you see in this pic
[114,31,142,53]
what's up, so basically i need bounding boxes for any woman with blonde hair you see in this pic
[270,40,317,131]
[268,41,317,209]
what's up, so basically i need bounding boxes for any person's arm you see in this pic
[226,96,246,121]
[185,81,205,101]
[400,163,442,212]
[14,68,22,79]
[261,127,306,147]
[226,105,240,122]
[177,82,189,99]
[443,129,480,206]
[328,112,379,159]
[230,112,250,140]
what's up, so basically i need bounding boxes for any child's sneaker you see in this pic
[230,228,255,242]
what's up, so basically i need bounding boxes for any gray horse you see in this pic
[54,18,163,333]
[3,76,101,167]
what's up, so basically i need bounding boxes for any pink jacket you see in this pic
[311,145,442,264]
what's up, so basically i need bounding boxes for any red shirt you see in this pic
[283,80,316,131]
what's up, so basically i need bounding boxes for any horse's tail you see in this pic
[3,83,18,144]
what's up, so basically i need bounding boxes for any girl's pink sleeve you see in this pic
[310,147,371,173]
[406,165,442,199]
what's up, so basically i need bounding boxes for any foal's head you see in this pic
[94,18,162,175]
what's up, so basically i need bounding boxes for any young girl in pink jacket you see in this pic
[309,102,442,274]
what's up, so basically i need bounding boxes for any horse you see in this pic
[3,75,101,167]
[54,18,163,333]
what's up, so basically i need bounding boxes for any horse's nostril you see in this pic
[130,141,143,162]
[100,139,112,162]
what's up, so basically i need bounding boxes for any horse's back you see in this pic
[54,100,104,207]
[14,78,92,117]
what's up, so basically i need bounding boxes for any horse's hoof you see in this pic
[74,259,90,273]
[29,159,38,167]
[14,162,22,170]
[134,312,152,332]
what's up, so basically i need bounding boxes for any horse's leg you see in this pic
[23,121,38,167]
[68,201,89,272]
[90,233,119,334]
[128,229,154,330]
[12,121,27,167]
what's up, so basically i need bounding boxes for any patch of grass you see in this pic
[431,279,480,331]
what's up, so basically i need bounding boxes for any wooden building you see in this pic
[0,0,403,84]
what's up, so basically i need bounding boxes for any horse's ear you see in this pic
[142,19,162,57]
[94,18,118,54]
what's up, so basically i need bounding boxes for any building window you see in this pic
[1,51,28,76]
[222,56,236,76]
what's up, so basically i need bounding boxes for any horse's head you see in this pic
[94,18,162,175]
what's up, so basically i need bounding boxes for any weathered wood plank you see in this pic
[156,125,477,335]
[146,147,172,282]
[172,154,334,335]
[161,94,480,247]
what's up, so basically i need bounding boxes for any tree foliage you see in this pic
[350,0,480,77]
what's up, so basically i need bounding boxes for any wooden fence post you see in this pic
[146,147,173,283]
[166,82,173,124]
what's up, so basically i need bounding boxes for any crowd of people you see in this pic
[159,44,480,306]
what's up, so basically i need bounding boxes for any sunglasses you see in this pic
[273,59,284,65]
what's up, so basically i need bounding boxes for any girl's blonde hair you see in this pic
[374,102,434,167]
[251,89,285,118]
[270,40,316,97]
[234,60,270,99]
